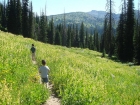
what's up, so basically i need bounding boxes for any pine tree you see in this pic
[34,13,40,40]
[28,1,34,38]
[100,34,103,52]
[115,0,127,61]
[105,0,115,57]
[22,0,29,37]
[133,19,140,64]
[55,27,62,45]
[124,0,134,61]
[1,0,7,30]
[71,24,75,47]
[58,23,63,45]
[7,0,16,33]
[85,29,89,48]
[16,0,22,34]
[0,3,2,27]
[79,22,85,48]
[62,10,67,46]
[116,7,125,61]
[93,29,100,51]
[95,31,99,51]
[0,3,4,30]
[67,25,71,47]
[101,18,108,56]
[39,11,47,43]
[48,17,55,44]
[93,29,96,50]
[133,3,140,64]
[74,24,79,47]
[89,35,94,50]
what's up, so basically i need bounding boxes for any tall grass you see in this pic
[0,31,49,105]
[0,30,140,105]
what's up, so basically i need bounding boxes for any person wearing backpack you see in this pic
[30,44,36,61]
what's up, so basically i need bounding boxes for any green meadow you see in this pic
[0,31,140,105]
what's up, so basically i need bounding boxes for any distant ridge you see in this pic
[47,10,137,34]
[47,10,120,34]
[88,10,108,18]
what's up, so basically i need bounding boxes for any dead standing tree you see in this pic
[105,0,115,57]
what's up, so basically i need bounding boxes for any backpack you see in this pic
[31,47,35,53]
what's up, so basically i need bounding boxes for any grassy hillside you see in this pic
[0,31,140,105]
[0,31,49,105]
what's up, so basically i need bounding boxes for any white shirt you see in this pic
[39,66,50,78]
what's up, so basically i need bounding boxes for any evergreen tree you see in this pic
[39,11,47,43]
[7,0,16,33]
[93,29,100,51]
[133,19,140,64]
[116,7,125,61]
[85,29,89,48]
[71,24,75,47]
[93,29,96,50]
[115,0,127,61]
[0,3,2,26]
[0,3,4,30]
[89,35,94,50]
[48,17,55,44]
[101,18,108,56]
[22,0,29,37]
[95,31,99,51]
[55,28,62,45]
[74,24,79,47]
[28,1,34,38]
[100,34,103,52]
[122,0,127,14]
[124,0,134,61]
[1,0,7,30]
[58,23,63,45]
[105,0,115,57]
[35,13,39,24]
[79,22,85,48]
[34,13,40,40]
[67,25,71,47]
[133,3,140,65]
[62,10,67,46]
[16,0,22,34]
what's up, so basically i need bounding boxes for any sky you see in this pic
[31,0,139,16]
[0,0,139,15]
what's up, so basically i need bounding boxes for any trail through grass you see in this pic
[0,31,140,105]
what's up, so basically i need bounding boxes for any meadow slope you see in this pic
[0,31,140,105]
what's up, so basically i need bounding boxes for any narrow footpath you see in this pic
[32,60,61,105]
[43,84,60,105]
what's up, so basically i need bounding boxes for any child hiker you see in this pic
[30,44,36,61]
[39,60,50,88]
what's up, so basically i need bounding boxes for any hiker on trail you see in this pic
[39,60,50,88]
[30,44,36,61]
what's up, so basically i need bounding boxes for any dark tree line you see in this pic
[132,0,140,64]
[0,0,33,38]
[0,0,140,64]
[115,0,139,64]
[101,0,140,64]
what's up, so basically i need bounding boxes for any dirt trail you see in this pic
[32,60,61,105]
[32,60,37,64]
[43,84,61,105]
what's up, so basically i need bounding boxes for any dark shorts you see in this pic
[41,78,48,83]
